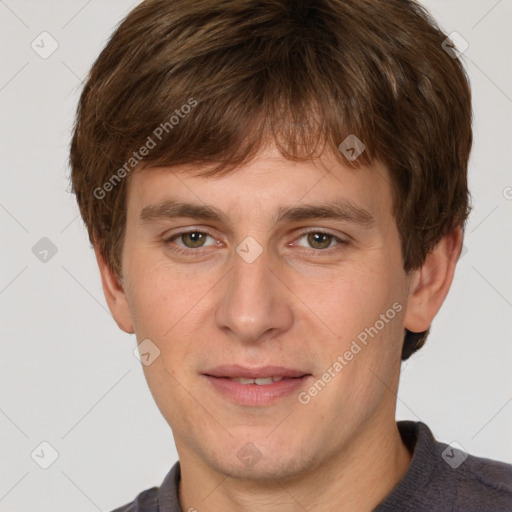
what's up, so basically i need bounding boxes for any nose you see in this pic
[214,240,294,345]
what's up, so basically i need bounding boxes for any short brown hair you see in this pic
[69,0,472,360]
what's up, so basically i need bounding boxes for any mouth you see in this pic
[224,376,289,385]
[202,365,313,406]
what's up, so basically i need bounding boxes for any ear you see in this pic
[404,226,463,334]
[94,244,134,334]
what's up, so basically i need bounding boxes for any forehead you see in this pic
[126,145,394,226]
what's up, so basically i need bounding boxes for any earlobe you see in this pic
[94,244,135,334]
[404,226,463,334]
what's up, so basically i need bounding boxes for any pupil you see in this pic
[186,232,204,247]
[309,232,330,249]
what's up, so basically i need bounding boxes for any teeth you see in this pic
[254,377,273,385]
[238,377,257,385]
[228,376,286,385]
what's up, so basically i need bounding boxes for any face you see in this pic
[118,144,414,480]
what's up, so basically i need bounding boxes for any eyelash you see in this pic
[163,229,350,257]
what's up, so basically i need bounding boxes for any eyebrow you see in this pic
[139,198,375,228]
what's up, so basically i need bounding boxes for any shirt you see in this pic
[111,421,512,511]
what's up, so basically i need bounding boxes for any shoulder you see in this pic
[443,448,512,510]
[109,486,160,512]
[418,421,512,511]
[108,461,181,512]
[377,421,512,512]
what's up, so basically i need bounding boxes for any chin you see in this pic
[203,439,319,483]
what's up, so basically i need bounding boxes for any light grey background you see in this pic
[1,0,511,510]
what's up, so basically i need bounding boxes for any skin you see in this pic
[96,142,462,511]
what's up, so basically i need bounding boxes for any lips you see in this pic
[204,364,309,380]
[202,364,312,406]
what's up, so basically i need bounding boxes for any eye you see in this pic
[294,230,347,252]
[164,230,218,253]
[163,228,349,257]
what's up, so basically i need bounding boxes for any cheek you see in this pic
[317,263,395,333]
[124,253,191,336]
[125,256,217,374]
[314,260,406,392]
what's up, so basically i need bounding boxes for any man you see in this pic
[69,0,512,510]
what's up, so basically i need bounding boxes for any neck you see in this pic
[178,415,412,512]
